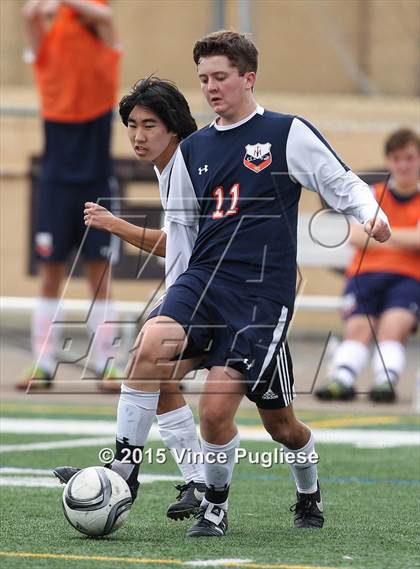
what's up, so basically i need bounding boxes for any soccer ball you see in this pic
[62,466,132,537]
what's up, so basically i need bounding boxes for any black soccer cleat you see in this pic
[53,464,140,502]
[186,504,228,537]
[53,466,80,485]
[315,379,356,401]
[167,481,205,520]
[290,481,324,528]
[368,382,397,403]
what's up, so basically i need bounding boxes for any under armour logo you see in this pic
[198,164,209,175]
[243,358,254,371]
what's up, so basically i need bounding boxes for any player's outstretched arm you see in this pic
[286,117,391,241]
[84,202,166,257]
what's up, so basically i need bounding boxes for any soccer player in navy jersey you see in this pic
[57,33,391,538]
[151,31,389,537]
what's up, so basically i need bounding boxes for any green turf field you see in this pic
[1,403,419,569]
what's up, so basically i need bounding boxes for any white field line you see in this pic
[1,418,419,448]
[0,467,182,488]
[238,426,420,448]
[0,477,58,488]
[0,418,135,436]
[1,467,61,475]
[0,437,113,453]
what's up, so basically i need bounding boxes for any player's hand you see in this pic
[84,202,115,233]
[364,217,391,243]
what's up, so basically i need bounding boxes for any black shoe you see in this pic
[315,379,356,401]
[186,504,228,537]
[53,466,80,484]
[369,382,397,403]
[290,481,324,528]
[53,464,140,502]
[167,481,205,520]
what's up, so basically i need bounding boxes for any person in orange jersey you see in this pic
[18,0,122,391]
[316,129,420,403]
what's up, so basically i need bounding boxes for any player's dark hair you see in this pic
[119,76,197,140]
[193,30,258,75]
[384,128,420,155]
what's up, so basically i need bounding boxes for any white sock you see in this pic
[157,404,204,484]
[87,299,120,375]
[31,298,61,375]
[201,433,240,511]
[283,432,318,494]
[372,341,405,386]
[330,340,370,387]
[112,384,159,480]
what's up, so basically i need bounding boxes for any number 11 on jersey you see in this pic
[212,183,240,220]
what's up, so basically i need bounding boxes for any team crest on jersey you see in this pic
[243,142,272,173]
[35,232,53,258]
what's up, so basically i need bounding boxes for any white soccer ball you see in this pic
[62,466,132,537]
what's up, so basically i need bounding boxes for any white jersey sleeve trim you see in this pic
[165,147,199,227]
[286,117,388,225]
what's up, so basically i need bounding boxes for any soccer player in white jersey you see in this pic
[55,77,206,521]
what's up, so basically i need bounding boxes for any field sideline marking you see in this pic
[0,551,343,569]
[0,469,182,488]
[0,437,113,453]
[2,403,416,427]
[1,418,419,447]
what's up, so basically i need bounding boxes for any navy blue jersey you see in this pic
[165,107,383,308]
[182,110,301,306]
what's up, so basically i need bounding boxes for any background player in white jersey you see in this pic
[55,77,206,521]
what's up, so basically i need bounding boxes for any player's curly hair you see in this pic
[193,30,258,75]
[119,76,197,140]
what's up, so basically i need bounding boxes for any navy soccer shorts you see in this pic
[34,177,120,263]
[147,271,295,409]
[342,272,420,322]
